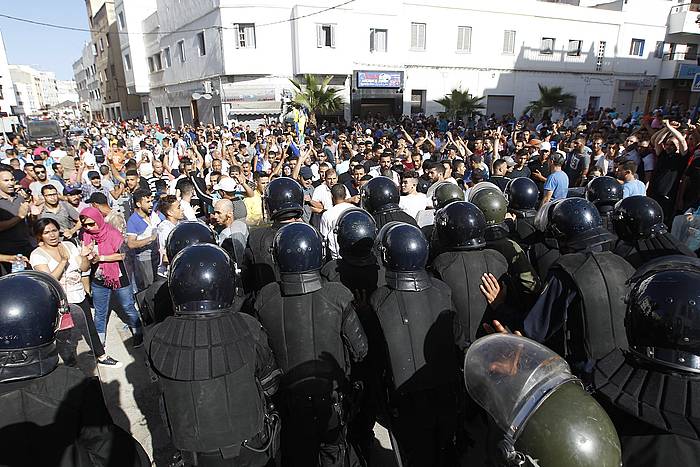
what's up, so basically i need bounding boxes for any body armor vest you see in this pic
[255,281,354,395]
[613,232,697,268]
[243,224,282,293]
[372,209,418,231]
[431,249,509,341]
[371,277,457,394]
[147,312,266,458]
[551,252,635,361]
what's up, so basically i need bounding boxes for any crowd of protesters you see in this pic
[1,104,699,369]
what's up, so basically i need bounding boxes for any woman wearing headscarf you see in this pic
[80,206,143,347]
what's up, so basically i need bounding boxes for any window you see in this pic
[118,11,125,30]
[197,31,206,56]
[234,23,256,48]
[540,37,555,54]
[630,38,645,56]
[686,44,698,60]
[124,54,131,70]
[370,28,387,52]
[99,37,104,53]
[457,26,472,53]
[654,41,664,59]
[163,47,172,68]
[316,24,336,48]
[177,40,186,62]
[596,41,606,71]
[92,43,98,56]
[110,64,116,76]
[148,56,154,73]
[410,22,426,50]
[154,53,162,70]
[567,39,582,56]
[411,90,426,114]
[503,30,516,54]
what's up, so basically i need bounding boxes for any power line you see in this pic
[0,1,357,36]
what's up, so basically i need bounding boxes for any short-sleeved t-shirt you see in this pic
[623,179,646,198]
[0,195,33,256]
[126,211,162,260]
[543,170,570,200]
[30,242,85,303]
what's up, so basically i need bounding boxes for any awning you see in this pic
[221,84,281,114]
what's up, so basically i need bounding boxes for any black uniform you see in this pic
[242,222,284,294]
[0,272,149,467]
[525,251,635,377]
[372,208,418,231]
[256,221,367,467]
[598,205,616,233]
[372,222,468,466]
[613,232,696,267]
[147,244,280,467]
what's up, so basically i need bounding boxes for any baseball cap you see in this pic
[83,154,96,166]
[213,177,238,192]
[503,156,516,167]
[527,139,542,147]
[551,151,567,165]
[299,167,313,180]
[87,170,101,180]
[87,192,108,205]
[540,141,552,152]
[64,184,82,195]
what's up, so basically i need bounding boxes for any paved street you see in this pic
[97,315,398,466]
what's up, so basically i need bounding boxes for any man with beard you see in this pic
[38,185,81,240]
[125,189,162,292]
[28,163,63,203]
[0,166,32,259]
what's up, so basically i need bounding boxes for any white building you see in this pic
[106,0,700,124]
[56,80,79,104]
[9,65,62,113]
[0,31,17,116]
[73,41,103,121]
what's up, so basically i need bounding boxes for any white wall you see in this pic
[0,32,17,114]
[116,0,157,93]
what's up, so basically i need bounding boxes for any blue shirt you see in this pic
[543,170,569,200]
[623,179,646,198]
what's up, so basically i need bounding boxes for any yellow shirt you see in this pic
[244,191,264,226]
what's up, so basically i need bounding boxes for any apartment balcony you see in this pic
[659,52,700,79]
[668,3,700,36]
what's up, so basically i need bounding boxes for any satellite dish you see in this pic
[201,93,212,100]
[192,92,202,100]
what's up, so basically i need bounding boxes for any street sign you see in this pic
[692,73,700,92]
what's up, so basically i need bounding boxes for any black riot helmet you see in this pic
[626,256,700,373]
[378,222,429,272]
[465,334,622,467]
[0,272,64,383]
[360,176,400,214]
[165,220,217,261]
[335,208,377,259]
[272,222,324,274]
[434,201,487,251]
[550,197,602,240]
[264,177,304,221]
[432,182,465,209]
[505,177,539,211]
[168,244,237,315]
[585,176,623,208]
[611,195,666,242]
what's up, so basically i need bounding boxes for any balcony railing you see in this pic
[663,52,698,61]
[671,3,700,14]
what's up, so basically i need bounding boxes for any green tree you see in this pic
[435,88,485,120]
[525,84,576,119]
[288,74,344,127]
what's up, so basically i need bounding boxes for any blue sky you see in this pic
[0,1,91,80]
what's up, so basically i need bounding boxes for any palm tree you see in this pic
[525,84,576,119]
[435,88,485,120]
[288,74,344,127]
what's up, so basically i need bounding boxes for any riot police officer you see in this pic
[431,201,510,341]
[611,195,696,267]
[371,222,469,466]
[137,221,218,326]
[504,177,539,248]
[585,176,623,233]
[525,198,635,377]
[419,181,465,240]
[146,244,281,466]
[0,271,149,466]
[529,199,564,279]
[243,177,305,295]
[254,222,368,467]
[465,334,622,467]
[593,256,700,466]
[320,208,384,462]
[361,176,417,230]
[469,183,541,309]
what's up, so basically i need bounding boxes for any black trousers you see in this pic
[390,384,457,467]
[279,391,345,467]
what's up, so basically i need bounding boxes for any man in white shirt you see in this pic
[399,172,427,219]
[49,141,67,165]
[312,169,349,211]
[319,184,355,260]
[369,152,400,185]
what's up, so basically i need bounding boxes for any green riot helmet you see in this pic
[464,334,622,467]
[470,189,508,225]
[467,181,502,203]
[431,181,465,209]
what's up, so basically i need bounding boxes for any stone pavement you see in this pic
[98,317,398,466]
